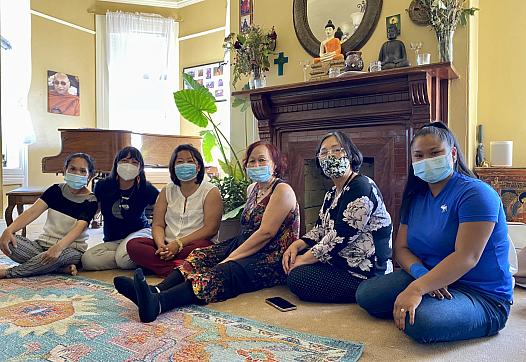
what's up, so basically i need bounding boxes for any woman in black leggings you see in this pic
[282,131,393,303]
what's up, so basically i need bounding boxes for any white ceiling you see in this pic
[98,0,204,9]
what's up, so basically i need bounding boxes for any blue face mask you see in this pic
[412,153,453,184]
[64,172,88,189]
[175,163,198,182]
[246,165,273,183]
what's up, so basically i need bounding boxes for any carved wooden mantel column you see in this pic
[233,62,458,233]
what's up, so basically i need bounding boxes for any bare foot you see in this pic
[61,264,78,276]
[0,267,8,279]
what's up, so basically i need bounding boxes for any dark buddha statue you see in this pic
[378,24,410,69]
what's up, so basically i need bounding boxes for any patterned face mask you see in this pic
[320,155,350,178]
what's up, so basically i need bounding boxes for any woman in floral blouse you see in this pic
[283,131,393,303]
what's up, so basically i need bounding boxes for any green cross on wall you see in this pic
[274,52,288,76]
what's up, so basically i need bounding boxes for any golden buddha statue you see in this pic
[314,20,344,63]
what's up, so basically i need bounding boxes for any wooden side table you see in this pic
[4,187,46,237]
[475,167,526,223]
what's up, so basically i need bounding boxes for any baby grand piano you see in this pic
[42,128,202,174]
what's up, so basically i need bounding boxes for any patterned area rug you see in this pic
[0,265,364,361]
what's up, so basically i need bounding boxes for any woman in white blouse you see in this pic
[126,144,223,277]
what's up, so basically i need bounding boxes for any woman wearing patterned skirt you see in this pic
[114,141,300,322]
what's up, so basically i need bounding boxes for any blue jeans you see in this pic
[355,270,511,343]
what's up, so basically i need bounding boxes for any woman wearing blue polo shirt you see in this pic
[356,122,513,343]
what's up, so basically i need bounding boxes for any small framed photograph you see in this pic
[240,0,253,16]
[239,0,253,33]
[386,14,401,35]
[47,70,80,116]
[240,14,252,33]
[183,61,227,102]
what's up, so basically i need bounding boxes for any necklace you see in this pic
[256,177,276,198]
[335,172,356,197]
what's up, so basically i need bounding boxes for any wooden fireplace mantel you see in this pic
[233,62,458,233]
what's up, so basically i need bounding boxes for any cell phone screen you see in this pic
[265,297,297,310]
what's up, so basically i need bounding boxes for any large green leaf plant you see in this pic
[174,73,250,220]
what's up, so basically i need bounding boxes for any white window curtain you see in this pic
[104,11,179,134]
[0,0,35,185]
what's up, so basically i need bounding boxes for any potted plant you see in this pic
[174,73,250,239]
[223,25,277,88]
[419,0,478,62]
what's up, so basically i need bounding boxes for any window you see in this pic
[96,12,179,134]
[0,0,35,186]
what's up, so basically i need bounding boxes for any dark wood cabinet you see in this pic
[475,167,526,223]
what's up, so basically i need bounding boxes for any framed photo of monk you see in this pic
[47,70,80,116]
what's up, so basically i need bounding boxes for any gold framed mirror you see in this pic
[293,0,383,57]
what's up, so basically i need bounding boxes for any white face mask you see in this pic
[117,163,140,181]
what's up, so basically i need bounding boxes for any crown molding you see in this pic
[98,0,203,9]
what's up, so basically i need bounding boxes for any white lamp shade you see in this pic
[490,141,513,167]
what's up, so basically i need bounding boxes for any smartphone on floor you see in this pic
[265,296,297,312]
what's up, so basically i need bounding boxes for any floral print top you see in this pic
[303,174,393,279]
[239,179,301,270]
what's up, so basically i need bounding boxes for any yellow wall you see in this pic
[29,0,96,187]
[467,0,479,170]
[26,0,226,187]
[478,0,526,166]
[23,0,484,188]
[178,0,227,136]
[228,0,473,159]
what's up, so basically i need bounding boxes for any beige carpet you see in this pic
[2,214,526,361]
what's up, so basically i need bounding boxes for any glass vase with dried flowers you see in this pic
[419,0,478,62]
[223,25,277,89]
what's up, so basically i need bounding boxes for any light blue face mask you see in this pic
[174,163,198,182]
[64,172,88,189]
[412,152,454,184]
[246,165,273,183]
